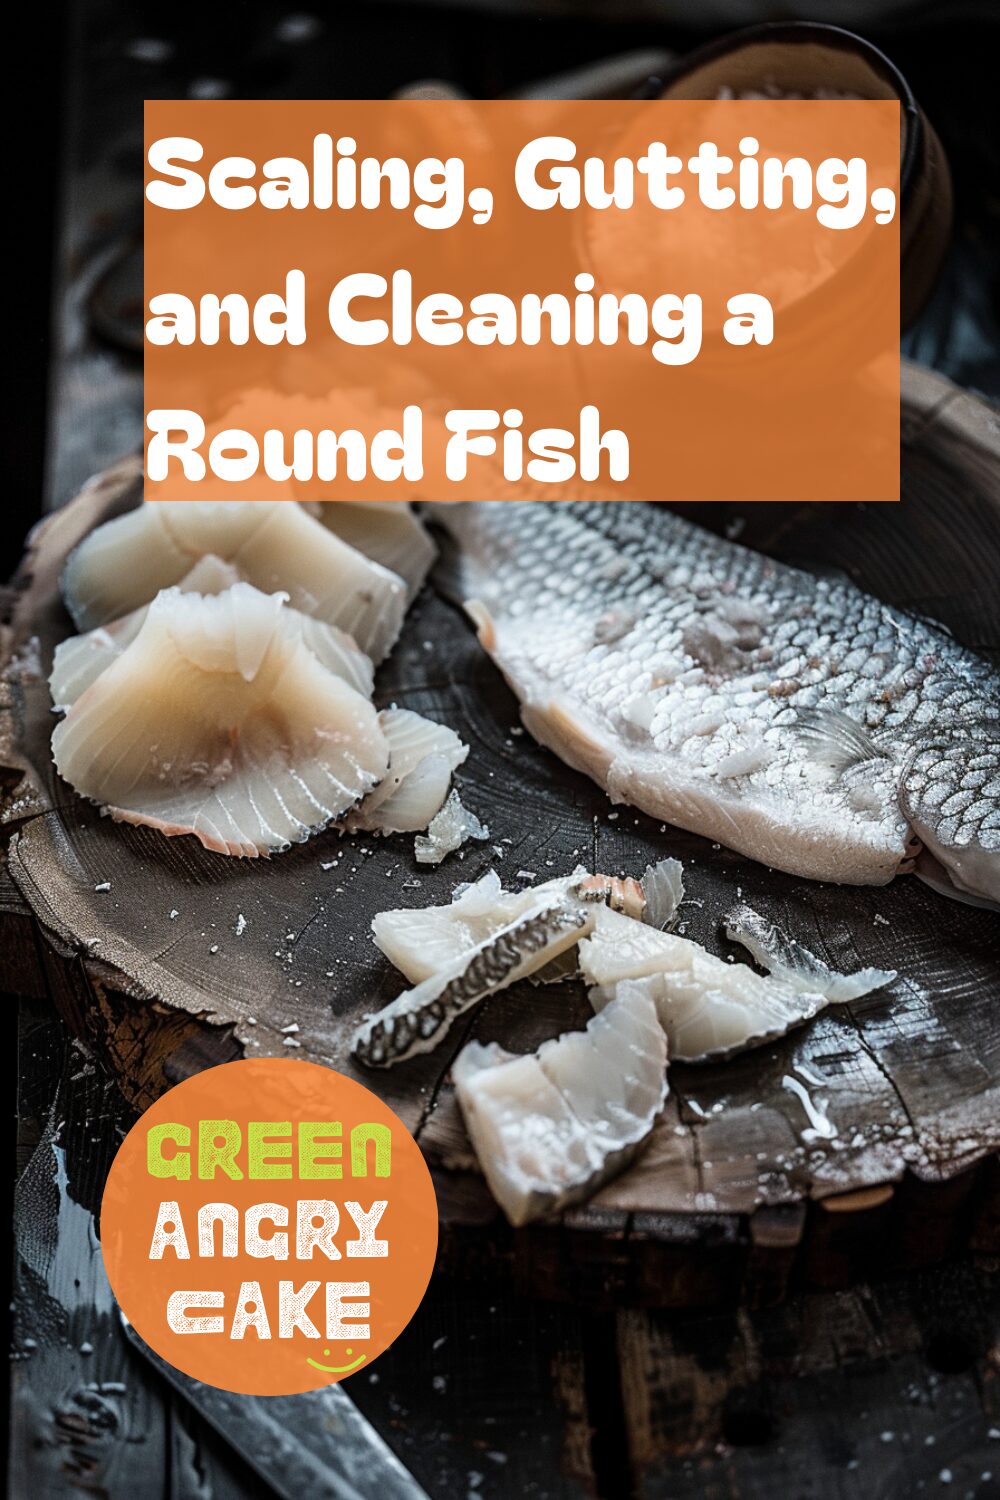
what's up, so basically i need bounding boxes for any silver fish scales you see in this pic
[432,501,1000,904]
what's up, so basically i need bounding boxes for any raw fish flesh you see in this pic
[370,863,669,985]
[353,894,595,1067]
[50,562,374,708]
[51,583,388,857]
[347,708,467,834]
[453,986,667,1226]
[309,502,436,604]
[580,905,842,1061]
[372,867,591,984]
[63,500,407,661]
[724,903,896,1000]
[432,502,1000,902]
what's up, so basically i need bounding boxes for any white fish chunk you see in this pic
[62,499,407,661]
[52,583,388,857]
[431,502,1000,897]
[581,905,842,1062]
[50,562,374,708]
[353,895,594,1067]
[724,903,897,1000]
[309,502,436,604]
[347,708,468,834]
[371,865,650,985]
[372,866,591,984]
[413,789,490,864]
[453,986,667,1226]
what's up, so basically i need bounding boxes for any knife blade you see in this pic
[121,1315,432,1500]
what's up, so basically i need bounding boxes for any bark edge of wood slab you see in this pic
[2,362,999,1306]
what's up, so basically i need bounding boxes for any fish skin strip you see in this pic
[431,501,1000,896]
[352,898,593,1067]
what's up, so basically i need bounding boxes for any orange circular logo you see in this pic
[100,1058,438,1395]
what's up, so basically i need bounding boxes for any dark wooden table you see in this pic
[8,5,1000,1498]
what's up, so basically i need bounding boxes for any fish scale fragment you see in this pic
[413,790,489,864]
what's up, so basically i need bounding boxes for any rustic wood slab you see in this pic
[2,360,998,1305]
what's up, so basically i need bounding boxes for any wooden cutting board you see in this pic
[2,359,998,1307]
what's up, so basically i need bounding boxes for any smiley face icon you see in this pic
[306,1346,367,1376]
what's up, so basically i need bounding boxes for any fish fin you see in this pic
[795,706,884,775]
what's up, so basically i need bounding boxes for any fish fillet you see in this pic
[51,561,374,708]
[51,583,388,857]
[431,502,1000,897]
[63,500,407,661]
[309,502,436,604]
[453,987,667,1226]
[580,905,843,1061]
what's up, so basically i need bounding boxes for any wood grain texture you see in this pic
[2,361,998,1304]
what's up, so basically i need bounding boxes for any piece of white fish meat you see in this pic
[580,905,843,1062]
[371,865,651,984]
[724,902,897,1000]
[352,896,594,1067]
[347,708,468,834]
[453,986,667,1226]
[50,561,374,709]
[51,583,388,857]
[430,501,1000,900]
[62,499,407,662]
[309,501,436,605]
[372,866,591,983]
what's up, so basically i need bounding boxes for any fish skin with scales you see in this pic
[431,501,1000,902]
